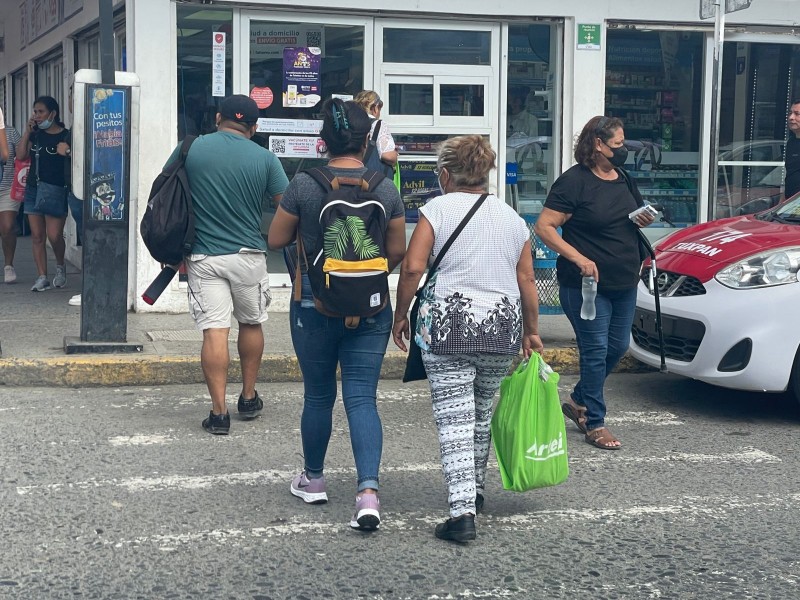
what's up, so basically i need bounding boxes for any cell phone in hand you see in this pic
[628,204,658,222]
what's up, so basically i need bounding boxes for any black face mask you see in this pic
[606,144,628,167]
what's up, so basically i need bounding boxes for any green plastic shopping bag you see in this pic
[491,353,569,492]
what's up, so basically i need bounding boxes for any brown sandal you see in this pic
[561,397,588,433]
[584,427,622,450]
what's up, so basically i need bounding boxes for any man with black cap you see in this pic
[163,94,289,435]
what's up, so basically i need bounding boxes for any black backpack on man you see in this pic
[294,166,389,327]
[140,135,196,266]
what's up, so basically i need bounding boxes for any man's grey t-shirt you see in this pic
[279,166,404,262]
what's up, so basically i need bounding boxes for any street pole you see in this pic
[707,0,726,222]
[65,0,142,353]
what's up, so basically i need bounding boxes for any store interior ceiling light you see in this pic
[178,28,203,37]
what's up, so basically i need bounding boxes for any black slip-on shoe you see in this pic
[237,392,264,420]
[434,514,476,543]
[202,411,230,435]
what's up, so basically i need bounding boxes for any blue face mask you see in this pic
[38,118,53,130]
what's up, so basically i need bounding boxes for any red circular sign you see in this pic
[250,86,274,109]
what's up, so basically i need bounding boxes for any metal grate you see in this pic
[640,267,706,297]
[631,309,705,362]
[534,261,562,315]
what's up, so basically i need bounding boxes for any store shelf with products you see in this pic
[606,70,684,151]
[627,154,700,227]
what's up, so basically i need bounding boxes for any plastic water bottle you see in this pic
[580,276,597,321]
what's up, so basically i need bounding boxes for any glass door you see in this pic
[374,19,499,227]
[605,27,705,238]
[715,38,800,219]
[241,11,373,279]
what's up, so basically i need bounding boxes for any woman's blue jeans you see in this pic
[560,284,638,431]
[290,275,391,492]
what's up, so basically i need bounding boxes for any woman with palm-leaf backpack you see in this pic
[268,98,405,531]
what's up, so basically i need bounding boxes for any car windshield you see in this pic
[761,194,800,224]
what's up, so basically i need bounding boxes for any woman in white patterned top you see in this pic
[354,90,398,167]
[392,134,543,543]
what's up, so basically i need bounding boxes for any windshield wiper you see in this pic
[772,214,800,224]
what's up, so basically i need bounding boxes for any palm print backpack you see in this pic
[303,167,389,320]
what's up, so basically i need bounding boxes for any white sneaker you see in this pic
[31,275,51,292]
[53,264,67,288]
[69,294,82,306]
[3,266,16,284]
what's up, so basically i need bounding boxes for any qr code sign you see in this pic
[306,31,321,48]
[270,138,286,155]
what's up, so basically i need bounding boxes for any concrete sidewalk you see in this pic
[0,236,648,387]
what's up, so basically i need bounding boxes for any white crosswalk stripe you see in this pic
[16,448,779,495]
[103,491,800,549]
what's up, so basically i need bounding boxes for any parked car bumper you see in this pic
[629,277,799,393]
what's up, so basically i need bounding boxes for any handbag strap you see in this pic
[294,235,309,302]
[616,167,643,208]
[418,193,488,294]
[371,119,382,142]
[33,132,41,184]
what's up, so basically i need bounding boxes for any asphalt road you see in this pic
[1,373,799,599]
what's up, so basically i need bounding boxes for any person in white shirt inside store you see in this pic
[507,86,539,138]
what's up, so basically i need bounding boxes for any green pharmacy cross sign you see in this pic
[576,24,601,51]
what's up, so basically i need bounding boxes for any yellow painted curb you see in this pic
[0,349,652,387]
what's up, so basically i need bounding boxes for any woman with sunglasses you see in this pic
[17,96,71,292]
[534,116,655,450]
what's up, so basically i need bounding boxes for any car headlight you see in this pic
[715,248,800,288]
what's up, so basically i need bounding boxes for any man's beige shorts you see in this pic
[186,252,271,331]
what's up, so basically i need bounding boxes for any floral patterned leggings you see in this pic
[421,351,514,518]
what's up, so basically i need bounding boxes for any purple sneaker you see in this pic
[290,471,328,504]
[350,493,381,530]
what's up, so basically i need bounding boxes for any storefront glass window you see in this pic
[506,23,558,217]
[247,21,365,179]
[36,52,64,109]
[384,29,490,65]
[389,83,433,115]
[176,6,234,140]
[715,42,800,219]
[74,14,127,71]
[12,68,28,133]
[441,84,484,117]
[606,29,704,231]
[246,20,365,274]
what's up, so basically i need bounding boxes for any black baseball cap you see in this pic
[219,94,259,125]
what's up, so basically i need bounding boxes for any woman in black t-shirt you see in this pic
[17,96,71,292]
[535,116,655,451]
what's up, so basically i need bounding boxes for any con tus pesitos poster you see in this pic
[282,47,321,108]
[88,85,128,222]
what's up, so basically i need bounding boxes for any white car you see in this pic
[630,192,800,399]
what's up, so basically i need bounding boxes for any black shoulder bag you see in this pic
[363,120,394,179]
[402,193,488,382]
